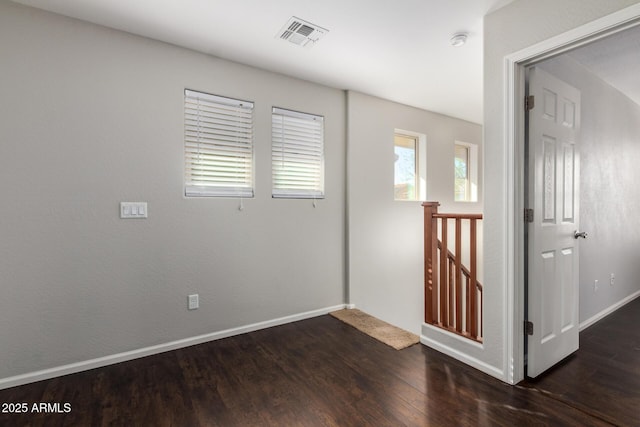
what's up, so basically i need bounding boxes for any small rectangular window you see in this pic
[394,134,419,200]
[272,107,324,199]
[184,89,254,197]
[454,141,478,202]
[455,144,470,201]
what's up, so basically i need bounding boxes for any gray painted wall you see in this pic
[347,91,482,335]
[538,55,640,323]
[0,1,346,380]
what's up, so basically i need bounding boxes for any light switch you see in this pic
[188,294,199,310]
[120,202,148,219]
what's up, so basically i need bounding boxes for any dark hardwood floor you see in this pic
[522,297,640,426]
[1,299,638,426]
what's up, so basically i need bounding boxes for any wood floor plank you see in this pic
[1,300,638,426]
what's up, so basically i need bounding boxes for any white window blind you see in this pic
[272,107,324,199]
[184,89,254,197]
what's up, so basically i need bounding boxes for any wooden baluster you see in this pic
[464,275,470,334]
[422,202,439,325]
[455,218,462,333]
[479,286,483,340]
[440,218,448,327]
[431,218,440,324]
[448,257,454,327]
[469,219,478,339]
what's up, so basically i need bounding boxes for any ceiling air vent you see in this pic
[277,17,328,48]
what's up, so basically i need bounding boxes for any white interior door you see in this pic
[527,67,582,378]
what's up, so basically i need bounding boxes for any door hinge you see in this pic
[525,95,535,110]
[524,208,534,223]
[525,321,534,336]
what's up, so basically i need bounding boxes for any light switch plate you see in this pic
[188,294,199,310]
[120,202,148,219]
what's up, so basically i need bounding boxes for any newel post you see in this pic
[422,201,439,324]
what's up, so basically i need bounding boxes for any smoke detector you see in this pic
[450,33,468,47]
[277,17,328,48]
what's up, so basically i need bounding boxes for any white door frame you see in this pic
[504,4,640,384]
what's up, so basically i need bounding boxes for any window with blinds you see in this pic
[272,107,324,199]
[184,89,254,197]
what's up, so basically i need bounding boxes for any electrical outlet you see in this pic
[594,279,599,292]
[610,273,615,286]
[188,294,199,310]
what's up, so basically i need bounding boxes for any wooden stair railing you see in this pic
[423,201,483,342]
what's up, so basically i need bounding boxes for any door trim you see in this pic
[504,4,640,384]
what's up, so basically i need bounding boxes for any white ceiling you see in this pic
[567,25,640,106]
[12,0,517,124]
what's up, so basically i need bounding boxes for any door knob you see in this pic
[574,230,588,239]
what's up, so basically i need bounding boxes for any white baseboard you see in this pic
[420,333,504,381]
[0,304,347,391]
[579,290,640,331]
